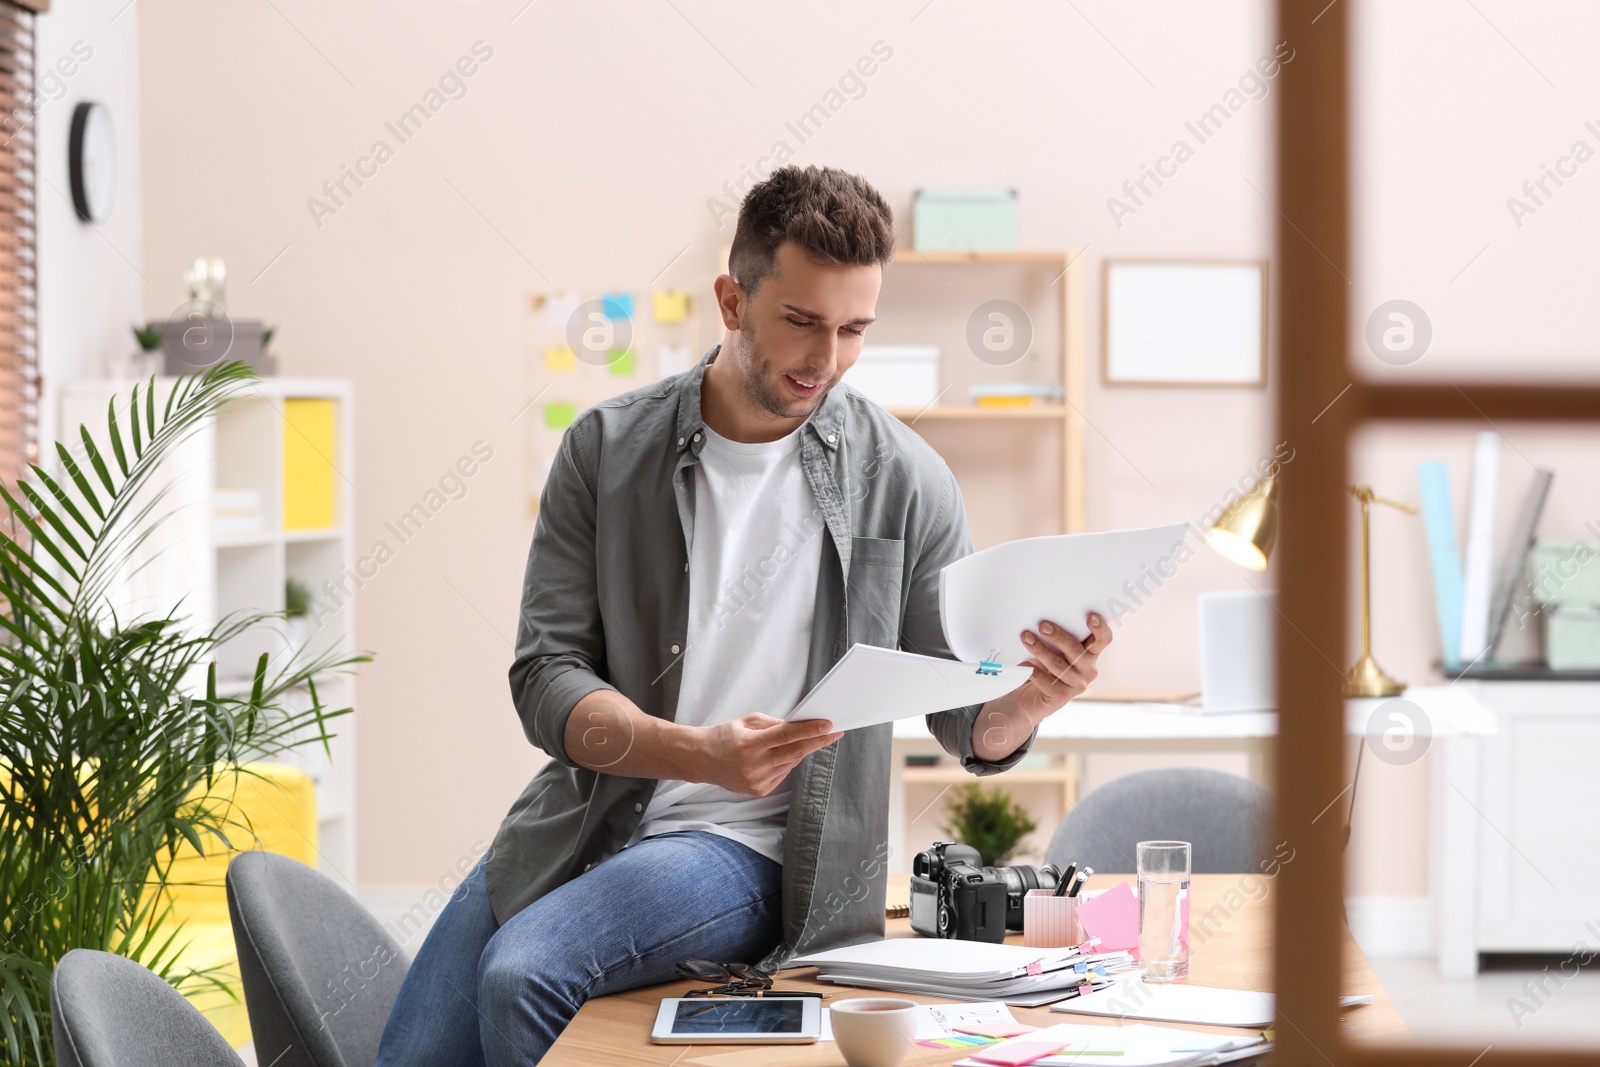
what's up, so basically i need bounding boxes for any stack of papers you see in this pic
[789,938,1135,1008]
[953,1023,1268,1067]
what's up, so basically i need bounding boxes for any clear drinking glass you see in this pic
[1137,840,1191,982]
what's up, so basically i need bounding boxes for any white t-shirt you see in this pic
[627,422,825,863]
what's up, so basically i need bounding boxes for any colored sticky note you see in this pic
[543,346,576,373]
[600,292,633,320]
[1072,881,1139,952]
[542,291,580,330]
[543,401,576,429]
[607,348,635,376]
[652,290,689,324]
[657,343,692,377]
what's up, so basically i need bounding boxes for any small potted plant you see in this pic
[285,576,313,660]
[126,323,165,378]
[940,782,1038,866]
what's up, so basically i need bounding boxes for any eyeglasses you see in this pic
[675,958,826,999]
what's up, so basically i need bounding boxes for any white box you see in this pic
[1199,590,1276,712]
[848,345,940,409]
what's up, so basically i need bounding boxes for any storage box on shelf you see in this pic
[59,376,360,886]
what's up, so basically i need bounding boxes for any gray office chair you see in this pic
[226,851,409,1067]
[51,948,245,1067]
[1045,768,1273,874]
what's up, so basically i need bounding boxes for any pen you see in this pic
[1053,863,1077,897]
[1067,866,1092,897]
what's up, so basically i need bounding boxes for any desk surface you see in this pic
[543,874,1408,1065]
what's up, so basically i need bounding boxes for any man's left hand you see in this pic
[1013,613,1112,723]
[970,614,1112,762]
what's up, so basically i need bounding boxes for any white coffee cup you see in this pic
[829,997,918,1067]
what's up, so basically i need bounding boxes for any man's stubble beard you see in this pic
[734,315,828,422]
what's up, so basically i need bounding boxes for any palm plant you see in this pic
[0,361,365,1065]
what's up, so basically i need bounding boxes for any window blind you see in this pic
[0,0,38,501]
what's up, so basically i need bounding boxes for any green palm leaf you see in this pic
[0,361,369,1066]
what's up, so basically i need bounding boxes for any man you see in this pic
[375,165,1110,1066]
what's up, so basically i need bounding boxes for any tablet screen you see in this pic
[671,998,806,1034]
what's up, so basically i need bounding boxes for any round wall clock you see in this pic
[69,101,116,223]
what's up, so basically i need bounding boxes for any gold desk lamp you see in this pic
[1203,469,1416,698]
[1204,467,1279,572]
[1345,485,1417,698]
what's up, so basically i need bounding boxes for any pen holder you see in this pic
[1022,889,1081,948]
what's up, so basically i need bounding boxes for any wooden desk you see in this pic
[543,874,1408,1065]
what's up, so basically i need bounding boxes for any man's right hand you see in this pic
[694,715,842,796]
[564,691,842,790]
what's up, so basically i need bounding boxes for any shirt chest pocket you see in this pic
[846,536,906,648]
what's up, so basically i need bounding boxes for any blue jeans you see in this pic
[372,831,783,1067]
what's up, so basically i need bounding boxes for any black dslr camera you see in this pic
[909,841,1061,942]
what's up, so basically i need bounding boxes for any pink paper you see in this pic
[1072,880,1139,952]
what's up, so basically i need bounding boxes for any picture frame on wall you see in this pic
[1102,259,1267,387]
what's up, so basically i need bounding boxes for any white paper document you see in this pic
[1050,978,1275,1027]
[791,937,1132,1007]
[792,938,1082,981]
[940,523,1191,665]
[953,1022,1266,1067]
[787,644,1030,731]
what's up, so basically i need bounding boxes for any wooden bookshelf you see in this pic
[880,247,1087,534]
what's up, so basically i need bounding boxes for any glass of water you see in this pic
[1137,840,1191,982]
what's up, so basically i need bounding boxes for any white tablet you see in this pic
[650,997,822,1044]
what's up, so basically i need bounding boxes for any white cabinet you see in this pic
[1432,681,1600,975]
[59,376,360,890]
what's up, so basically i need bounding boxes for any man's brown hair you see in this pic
[728,165,895,296]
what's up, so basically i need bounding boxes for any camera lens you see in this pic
[987,864,1057,894]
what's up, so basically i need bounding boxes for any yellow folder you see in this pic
[283,398,337,530]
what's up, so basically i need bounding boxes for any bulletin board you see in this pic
[525,289,702,513]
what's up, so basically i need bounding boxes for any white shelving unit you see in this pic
[59,376,360,889]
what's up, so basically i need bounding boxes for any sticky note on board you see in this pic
[658,343,692,377]
[607,348,635,376]
[543,346,576,372]
[601,292,633,321]
[543,401,577,429]
[652,290,689,324]
[542,292,580,330]
[1072,881,1139,952]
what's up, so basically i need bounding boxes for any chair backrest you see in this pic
[226,851,409,1067]
[51,949,244,1067]
[1044,768,1273,874]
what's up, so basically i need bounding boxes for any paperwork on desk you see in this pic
[787,644,1031,730]
[1050,977,1276,1027]
[953,1022,1268,1067]
[788,523,1190,730]
[1049,976,1377,1028]
[790,937,1135,1007]
[941,523,1191,665]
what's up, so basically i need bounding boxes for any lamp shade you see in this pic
[1205,470,1279,571]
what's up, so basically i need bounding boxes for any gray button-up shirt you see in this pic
[488,344,1036,970]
